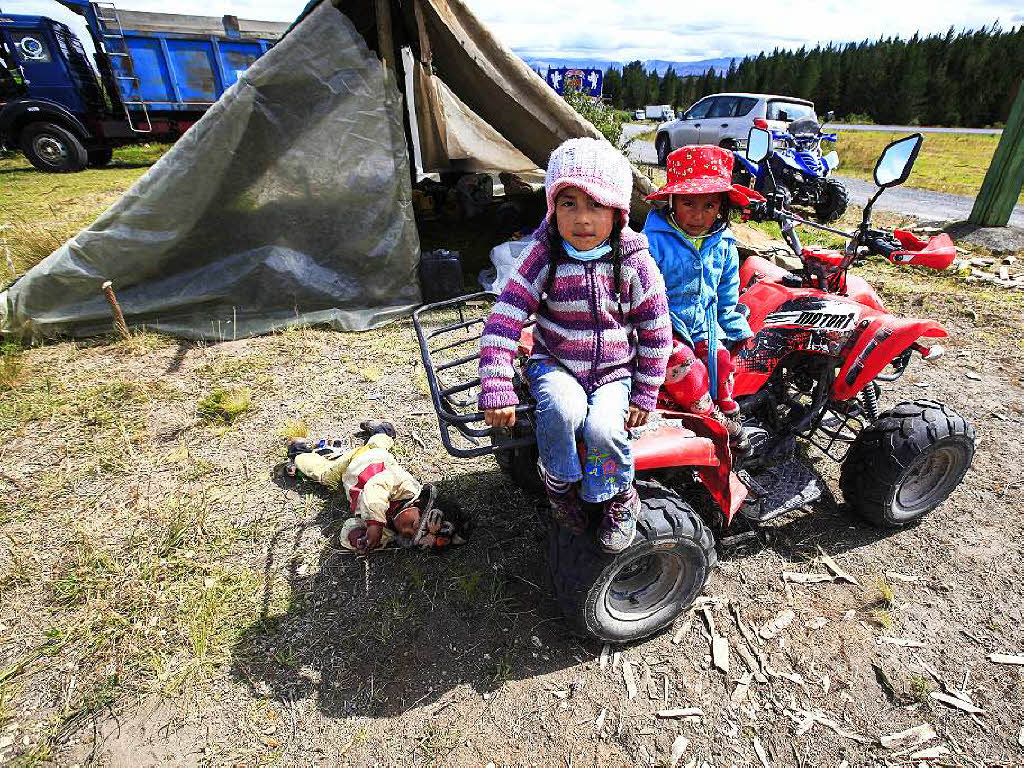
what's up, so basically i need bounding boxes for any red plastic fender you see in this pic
[889,231,957,270]
[739,255,792,289]
[833,315,947,401]
[844,275,886,311]
[649,409,748,524]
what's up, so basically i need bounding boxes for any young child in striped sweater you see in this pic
[478,138,672,553]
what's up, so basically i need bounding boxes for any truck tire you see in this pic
[548,479,716,643]
[20,122,89,173]
[840,400,974,527]
[655,134,671,167]
[814,178,848,223]
[87,147,114,167]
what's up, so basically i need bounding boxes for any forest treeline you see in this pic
[597,25,1023,127]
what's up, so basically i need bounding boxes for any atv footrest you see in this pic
[739,460,824,522]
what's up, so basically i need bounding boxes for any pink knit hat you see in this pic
[545,137,634,227]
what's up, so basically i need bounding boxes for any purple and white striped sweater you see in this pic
[478,221,672,413]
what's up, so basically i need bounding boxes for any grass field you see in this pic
[828,130,1024,202]
[631,127,1023,205]
[0,144,170,287]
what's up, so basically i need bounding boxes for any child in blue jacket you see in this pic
[644,145,762,450]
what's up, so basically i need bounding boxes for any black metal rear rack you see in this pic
[412,292,536,458]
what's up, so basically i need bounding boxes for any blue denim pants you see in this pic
[524,358,633,504]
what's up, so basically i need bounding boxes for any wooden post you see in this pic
[101,280,131,341]
[969,79,1024,227]
[374,0,395,74]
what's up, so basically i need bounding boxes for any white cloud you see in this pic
[3,0,1017,62]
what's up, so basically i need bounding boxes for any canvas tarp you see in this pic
[0,0,656,341]
[0,2,420,340]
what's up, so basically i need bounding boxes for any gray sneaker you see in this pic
[599,485,639,553]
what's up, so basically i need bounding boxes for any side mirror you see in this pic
[874,133,923,187]
[746,127,771,162]
[825,110,835,122]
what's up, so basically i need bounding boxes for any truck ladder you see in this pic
[90,1,152,132]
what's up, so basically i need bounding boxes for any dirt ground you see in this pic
[2,249,1024,767]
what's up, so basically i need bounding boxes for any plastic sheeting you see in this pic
[0,2,421,341]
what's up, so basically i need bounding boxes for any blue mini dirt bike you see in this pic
[734,117,848,223]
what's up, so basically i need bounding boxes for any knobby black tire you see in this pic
[840,399,974,527]
[548,479,716,643]
[814,178,849,223]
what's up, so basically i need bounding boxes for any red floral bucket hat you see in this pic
[647,145,763,206]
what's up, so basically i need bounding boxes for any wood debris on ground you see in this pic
[599,644,610,669]
[657,707,704,720]
[669,735,689,768]
[782,571,833,585]
[911,746,950,760]
[730,671,753,706]
[817,547,860,585]
[594,708,606,733]
[877,636,925,648]
[622,660,637,700]
[879,723,938,749]
[672,618,693,645]
[759,609,796,640]
[885,571,920,583]
[931,691,985,714]
[988,653,1024,665]
[790,709,871,743]
[753,736,772,768]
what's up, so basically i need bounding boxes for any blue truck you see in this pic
[0,1,287,171]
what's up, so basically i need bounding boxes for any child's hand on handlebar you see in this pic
[626,407,649,430]
[484,407,517,428]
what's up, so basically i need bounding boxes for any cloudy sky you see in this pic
[4,0,1022,62]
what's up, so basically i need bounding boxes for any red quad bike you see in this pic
[412,130,974,643]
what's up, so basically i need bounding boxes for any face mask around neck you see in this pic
[562,239,612,261]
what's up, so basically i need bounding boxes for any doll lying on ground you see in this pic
[286,420,472,554]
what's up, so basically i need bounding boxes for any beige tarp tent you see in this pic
[0,0,655,341]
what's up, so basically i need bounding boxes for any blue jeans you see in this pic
[524,358,633,504]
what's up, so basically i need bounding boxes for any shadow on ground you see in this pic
[232,456,899,721]
[231,468,593,719]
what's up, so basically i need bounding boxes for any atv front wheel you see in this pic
[814,178,849,223]
[840,400,974,527]
[548,479,716,642]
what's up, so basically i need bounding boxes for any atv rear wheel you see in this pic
[840,400,974,527]
[491,422,542,497]
[548,479,716,642]
[814,178,848,223]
